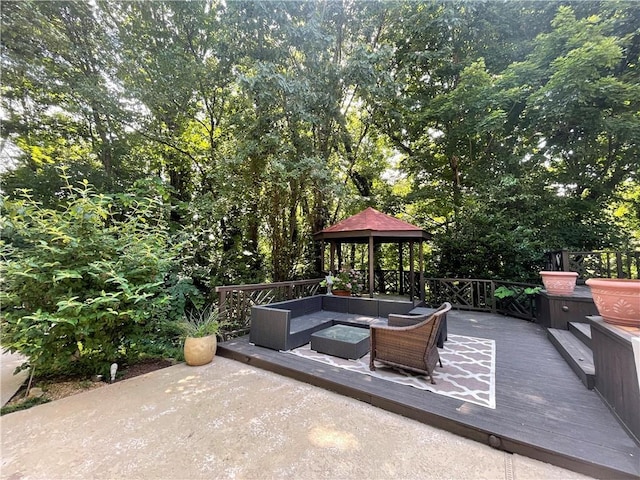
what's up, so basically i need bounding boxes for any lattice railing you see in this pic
[424,278,538,321]
[359,270,419,296]
[214,276,539,340]
[373,270,399,294]
[544,249,640,281]
[425,278,493,311]
[215,279,323,339]
[493,280,540,320]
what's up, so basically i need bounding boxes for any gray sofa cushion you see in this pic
[250,294,415,351]
[290,313,334,334]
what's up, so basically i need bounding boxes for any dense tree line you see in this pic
[2,0,639,289]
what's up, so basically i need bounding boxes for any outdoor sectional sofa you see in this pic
[250,294,435,351]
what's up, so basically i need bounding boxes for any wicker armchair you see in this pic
[369,302,452,384]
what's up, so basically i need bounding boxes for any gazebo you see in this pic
[313,207,431,300]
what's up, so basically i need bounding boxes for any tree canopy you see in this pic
[2,0,639,286]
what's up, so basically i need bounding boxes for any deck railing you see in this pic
[423,278,539,321]
[214,275,539,338]
[544,249,640,280]
[215,279,323,339]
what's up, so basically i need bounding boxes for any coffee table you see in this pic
[310,324,370,359]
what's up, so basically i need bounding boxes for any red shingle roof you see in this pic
[314,207,429,241]
[321,207,420,233]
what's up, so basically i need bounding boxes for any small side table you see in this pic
[311,325,370,359]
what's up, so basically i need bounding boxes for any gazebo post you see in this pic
[409,241,415,300]
[368,235,375,298]
[419,241,425,301]
[330,242,336,273]
[399,242,404,295]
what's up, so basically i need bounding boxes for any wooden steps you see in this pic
[568,321,592,348]
[547,322,595,390]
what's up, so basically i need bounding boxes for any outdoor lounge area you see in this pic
[219,307,640,480]
[248,294,446,352]
[4,4,640,479]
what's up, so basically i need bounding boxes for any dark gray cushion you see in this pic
[290,313,334,334]
[269,296,323,317]
[322,295,349,312]
[348,297,378,316]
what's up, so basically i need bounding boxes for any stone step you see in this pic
[547,328,595,390]
[568,321,592,349]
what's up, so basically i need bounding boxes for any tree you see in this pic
[497,4,640,250]
[2,0,638,288]
[1,1,129,190]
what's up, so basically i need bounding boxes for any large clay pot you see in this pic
[184,335,217,366]
[332,289,351,297]
[585,278,640,327]
[540,271,579,296]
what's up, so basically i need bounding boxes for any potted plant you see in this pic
[322,268,363,296]
[178,305,220,366]
[539,271,579,296]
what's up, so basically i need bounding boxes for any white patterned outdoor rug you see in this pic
[286,334,496,409]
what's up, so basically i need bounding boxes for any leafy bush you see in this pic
[0,174,187,376]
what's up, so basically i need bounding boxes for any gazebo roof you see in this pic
[314,207,430,243]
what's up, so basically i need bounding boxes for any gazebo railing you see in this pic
[358,270,420,296]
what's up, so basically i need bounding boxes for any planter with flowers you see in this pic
[321,268,363,296]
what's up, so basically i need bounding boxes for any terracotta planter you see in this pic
[184,335,217,366]
[540,271,578,296]
[585,278,640,327]
[332,289,352,297]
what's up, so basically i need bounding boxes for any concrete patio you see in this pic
[1,351,28,407]
[0,355,593,479]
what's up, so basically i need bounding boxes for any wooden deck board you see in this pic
[218,310,640,479]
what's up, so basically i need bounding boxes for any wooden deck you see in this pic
[218,310,640,479]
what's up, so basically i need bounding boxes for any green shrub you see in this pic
[0,174,186,376]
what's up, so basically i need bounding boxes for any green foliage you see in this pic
[494,285,541,299]
[0,173,185,376]
[493,286,515,299]
[1,0,639,292]
[177,305,221,339]
[0,396,50,416]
